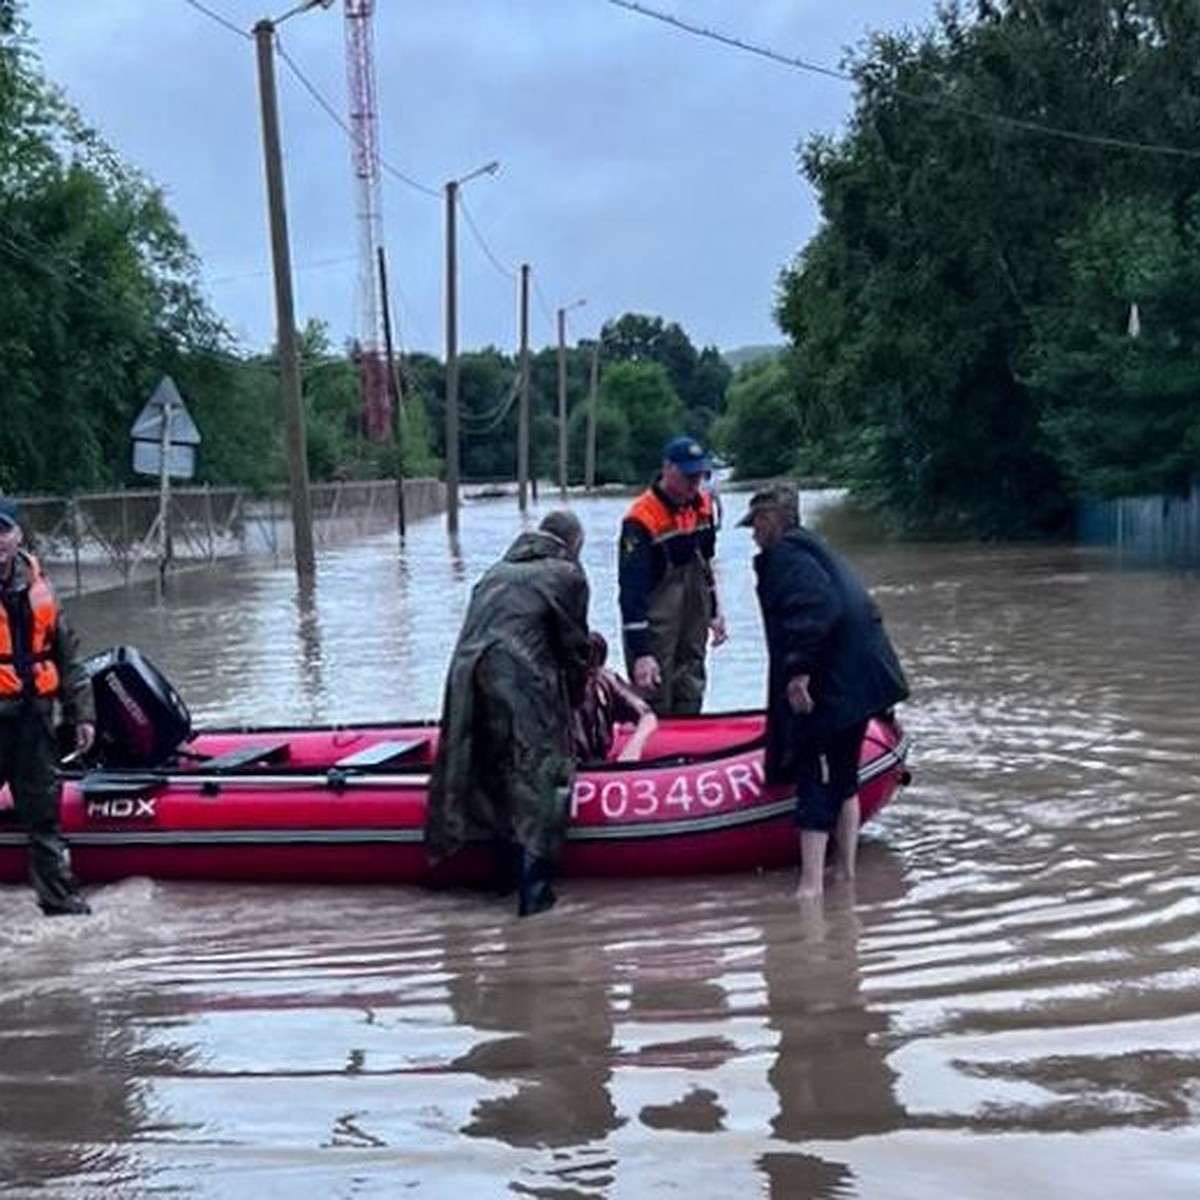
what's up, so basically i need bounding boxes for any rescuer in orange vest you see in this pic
[0,498,95,915]
[618,435,728,715]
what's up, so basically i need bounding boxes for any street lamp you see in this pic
[252,0,334,582]
[444,160,500,536]
[557,298,586,496]
[270,0,335,22]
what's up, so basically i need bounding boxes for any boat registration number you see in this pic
[571,757,765,821]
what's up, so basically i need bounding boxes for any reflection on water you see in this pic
[2,493,1200,1196]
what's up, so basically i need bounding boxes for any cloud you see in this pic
[25,0,936,355]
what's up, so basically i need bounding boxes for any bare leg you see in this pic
[796,829,828,902]
[833,794,861,883]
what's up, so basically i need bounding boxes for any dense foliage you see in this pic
[12,1,1200,534]
[0,5,730,497]
[1,4,222,493]
[384,315,730,487]
[769,0,1200,535]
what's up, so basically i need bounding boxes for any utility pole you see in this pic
[556,307,567,496]
[444,179,461,537]
[517,263,531,512]
[556,298,585,497]
[584,337,601,491]
[254,17,315,580]
[441,161,498,536]
[377,244,406,539]
[157,402,174,574]
[585,339,600,490]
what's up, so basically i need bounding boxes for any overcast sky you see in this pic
[26,0,937,358]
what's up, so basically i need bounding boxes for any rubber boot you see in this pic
[30,824,91,916]
[493,839,523,896]
[517,851,557,917]
[41,892,91,917]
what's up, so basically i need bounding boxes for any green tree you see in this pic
[1028,197,1200,496]
[601,312,728,440]
[567,396,633,485]
[1,2,223,494]
[598,361,686,481]
[686,345,733,440]
[778,0,1200,535]
[710,357,802,479]
[168,352,281,490]
[458,348,518,480]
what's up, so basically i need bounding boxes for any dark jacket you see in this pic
[754,527,908,782]
[426,529,591,862]
[618,482,717,661]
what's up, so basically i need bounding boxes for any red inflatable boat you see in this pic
[0,649,911,887]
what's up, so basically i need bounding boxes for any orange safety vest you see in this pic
[624,486,715,559]
[0,552,61,698]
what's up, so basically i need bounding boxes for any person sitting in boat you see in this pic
[570,632,658,764]
[425,510,591,918]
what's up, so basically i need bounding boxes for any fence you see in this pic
[11,478,445,595]
[1078,484,1200,566]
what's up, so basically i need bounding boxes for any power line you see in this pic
[605,0,1200,162]
[460,374,521,435]
[531,275,559,340]
[275,39,440,198]
[0,228,162,319]
[206,254,359,285]
[179,0,250,41]
[606,0,848,83]
[457,193,517,282]
[0,232,115,312]
[179,2,442,196]
[180,3,529,349]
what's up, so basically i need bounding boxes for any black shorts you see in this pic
[792,721,868,834]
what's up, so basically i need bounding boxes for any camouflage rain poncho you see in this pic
[425,529,590,864]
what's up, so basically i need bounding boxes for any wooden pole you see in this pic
[517,263,531,512]
[444,180,460,536]
[254,19,315,580]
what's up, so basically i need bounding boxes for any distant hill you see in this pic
[722,343,786,371]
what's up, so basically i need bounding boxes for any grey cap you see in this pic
[736,484,800,528]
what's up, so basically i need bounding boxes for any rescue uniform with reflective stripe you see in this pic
[0,551,94,913]
[618,482,717,715]
[0,553,62,701]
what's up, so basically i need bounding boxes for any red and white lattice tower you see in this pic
[344,0,390,440]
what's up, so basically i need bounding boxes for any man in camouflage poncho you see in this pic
[426,510,590,916]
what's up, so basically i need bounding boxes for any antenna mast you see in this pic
[344,0,390,440]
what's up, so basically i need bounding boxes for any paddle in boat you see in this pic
[0,646,911,887]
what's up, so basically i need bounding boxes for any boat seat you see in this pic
[79,771,163,799]
[332,738,429,770]
[199,741,292,772]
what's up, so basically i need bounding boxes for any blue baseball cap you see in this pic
[662,435,711,476]
[0,498,21,529]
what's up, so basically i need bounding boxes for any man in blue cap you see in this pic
[618,435,727,714]
[0,498,96,915]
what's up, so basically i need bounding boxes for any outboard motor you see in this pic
[83,646,192,767]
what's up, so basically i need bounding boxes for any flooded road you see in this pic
[2,491,1198,1197]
